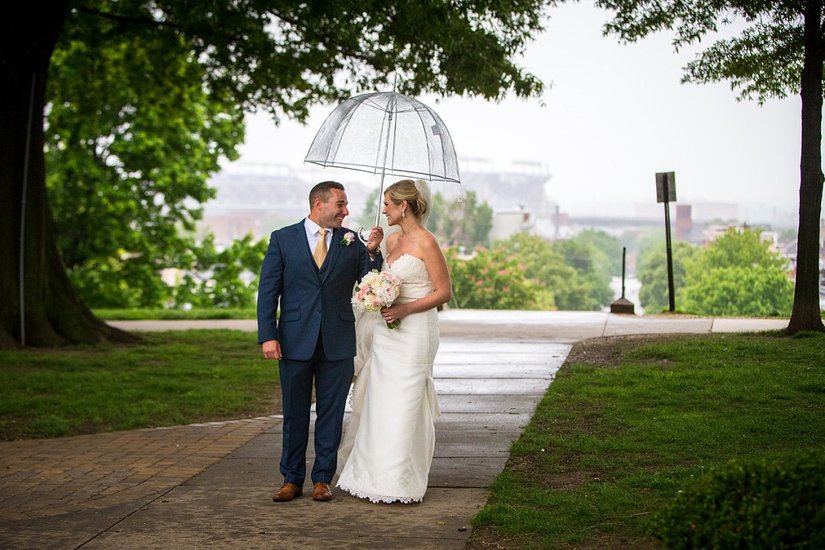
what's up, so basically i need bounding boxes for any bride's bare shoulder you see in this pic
[387,231,402,246]
[420,231,442,251]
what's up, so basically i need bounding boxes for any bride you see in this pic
[337,178,452,503]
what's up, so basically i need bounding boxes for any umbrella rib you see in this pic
[375,93,398,225]
[372,93,393,179]
[431,107,461,183]
[414,102,438,182]
[328,95,372,168]
[387,95,401,177]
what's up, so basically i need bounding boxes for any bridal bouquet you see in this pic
[352,269,401,329]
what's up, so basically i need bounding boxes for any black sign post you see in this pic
[656,172,677,313]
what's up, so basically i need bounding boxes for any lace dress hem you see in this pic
[337,482,422,504]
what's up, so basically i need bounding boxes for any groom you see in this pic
[257,180,383,502]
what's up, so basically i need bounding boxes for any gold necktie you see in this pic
[313,228,328,268]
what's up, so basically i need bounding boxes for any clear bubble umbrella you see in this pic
[305,91,461,232]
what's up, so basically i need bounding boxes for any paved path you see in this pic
[0,311,787,549]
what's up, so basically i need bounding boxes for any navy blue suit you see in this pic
[257,221,380,486]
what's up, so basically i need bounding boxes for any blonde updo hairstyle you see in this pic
[385,179,431,224]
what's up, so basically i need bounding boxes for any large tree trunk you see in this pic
[787,0,825,334]
[0,2,136,348]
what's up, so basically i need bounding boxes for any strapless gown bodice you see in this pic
[388,254,434,303]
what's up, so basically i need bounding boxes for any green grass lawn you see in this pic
[468,331,825,549]
[93,308,256,320]
[0,330,277,440]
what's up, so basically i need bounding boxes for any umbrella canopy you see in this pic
[305,91,461,226]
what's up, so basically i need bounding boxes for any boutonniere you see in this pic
[341,232,355,246]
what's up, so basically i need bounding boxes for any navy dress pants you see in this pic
[278,336,354,486]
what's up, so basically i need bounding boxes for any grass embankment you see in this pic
[469,331,825,549]
[93,308,255,320]
[0,330,276,440]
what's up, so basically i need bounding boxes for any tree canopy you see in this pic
[552,232,616,309]
[1,0,547,346]
[637,239,698,314]
[428,191,494,248]
[489,231,616,311]
[497,232,587,310]
[680,228,794,316]
[445,245,540,310]
[47,9,244,308]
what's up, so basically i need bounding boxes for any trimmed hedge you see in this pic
[653,454,825,549]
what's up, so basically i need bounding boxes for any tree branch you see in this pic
[73,4,185,33]
[73,4,250,46]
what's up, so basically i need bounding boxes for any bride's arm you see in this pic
[382,234,451,321]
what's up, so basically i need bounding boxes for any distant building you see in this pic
[457,160,557,240]
[691,201,739,222]
[201,163,373,246]
[490,207,534,241]
[633,203,665,221]
[633,201,738,224]
[203,160,558,245]
[675,204,693,241]
[702,223,785,262]
[459,159,554,215]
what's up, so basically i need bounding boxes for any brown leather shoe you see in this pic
[272,482,302,502]
[312,482,334,501]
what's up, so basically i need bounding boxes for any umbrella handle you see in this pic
[359,165,388,244]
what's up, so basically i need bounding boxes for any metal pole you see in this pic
[360,94,396,242]
[19,72,36,346]
[664,200,675,312]
[373,94,396,228]
[621,246,627,299]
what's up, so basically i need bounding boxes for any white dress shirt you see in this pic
[305,218,331,255]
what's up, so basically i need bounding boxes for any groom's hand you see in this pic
[262,340,282,360]
[367,226,384,254]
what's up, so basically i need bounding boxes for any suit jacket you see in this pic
[256,221,381,361]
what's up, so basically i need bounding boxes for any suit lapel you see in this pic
[289,221,317,271]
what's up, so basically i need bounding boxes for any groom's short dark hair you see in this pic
[309,181,345,208]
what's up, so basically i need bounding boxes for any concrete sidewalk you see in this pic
[0,311,788,549]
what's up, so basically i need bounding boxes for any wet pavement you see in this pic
[0,311,788,549]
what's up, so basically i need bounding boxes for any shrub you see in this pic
[652,455,825,549]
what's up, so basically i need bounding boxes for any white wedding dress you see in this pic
[337,254,441,503]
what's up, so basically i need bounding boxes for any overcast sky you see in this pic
[234,3,806,222]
